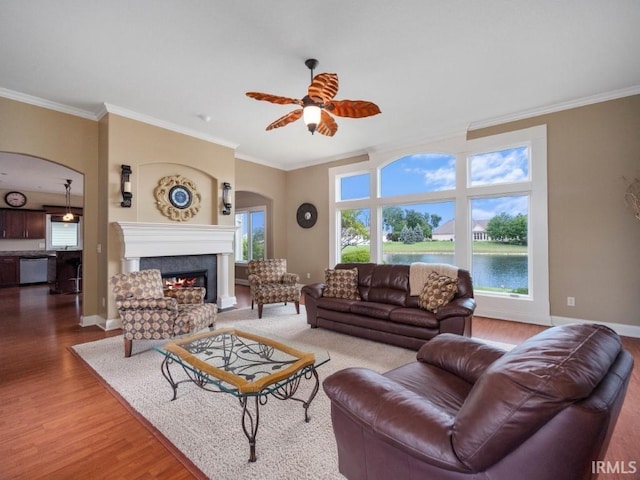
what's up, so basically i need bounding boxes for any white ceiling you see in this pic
[1,1,639,189]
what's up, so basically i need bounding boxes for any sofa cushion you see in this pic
[418,272,458,313]
[350,301,398,320]
[317,296,357,313]
[389,307,439,329]
[452,323,622,471]
[323,268,361,300]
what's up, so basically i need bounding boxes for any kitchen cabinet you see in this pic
[0,256,19,286]
[0,209,46,239]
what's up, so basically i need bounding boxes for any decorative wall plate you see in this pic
[154,175,201,221]
[296,202,317,228]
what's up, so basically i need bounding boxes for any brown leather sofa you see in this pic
[323,323,634,480]
[301,263,475,350]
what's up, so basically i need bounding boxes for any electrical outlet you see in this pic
[567,296,575,307]
[306,273,311,279]
[102,297,106,308]
[97,243,102,254]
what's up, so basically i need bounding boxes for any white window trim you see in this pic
[328,125,549,326]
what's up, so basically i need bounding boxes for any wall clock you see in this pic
[154,175,202,221]
[4,191,27,208]
[296,203,318,228]
[169,185,193,209]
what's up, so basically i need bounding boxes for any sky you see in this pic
[340,146,529,223]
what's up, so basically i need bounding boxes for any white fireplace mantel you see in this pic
[113,221,238,310]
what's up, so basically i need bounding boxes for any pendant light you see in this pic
[63,179,74,222]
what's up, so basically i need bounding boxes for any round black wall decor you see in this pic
[296,203,318,228]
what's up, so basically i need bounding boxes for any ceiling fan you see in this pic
[246,59,381,136]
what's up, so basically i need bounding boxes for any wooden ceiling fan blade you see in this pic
[246,92,303,106]
[308,73,339,103]
[316,110,338,136]
[265,109,303,130]
[328,100,381,118]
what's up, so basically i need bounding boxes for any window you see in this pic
[381,153,456,196]
[235,207,266,262]
[340,208,370,263]
[46,215,83,250]
[339,173,370,201]
[382,201,456,265]
[329,125,549,325]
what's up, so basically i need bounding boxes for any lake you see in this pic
[381,253,528,292]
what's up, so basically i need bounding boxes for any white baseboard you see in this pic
[551,316,640,339]
[236,279,249,286]
[79,314,103,327]
[475,306,552,327]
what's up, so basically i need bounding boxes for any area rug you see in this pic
[71,305,419,479]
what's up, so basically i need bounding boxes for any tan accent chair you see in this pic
[110,269,217,357]
[247,259,301,318]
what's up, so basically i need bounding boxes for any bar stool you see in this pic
[67,258,82,294]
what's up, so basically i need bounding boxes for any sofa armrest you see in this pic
[416,334,506,384]
[301,283,325,300]
[435,297,476,321]
[323,367,466,471]
[247,274,262,287]
[282,272,300,284]
[116,297,178,311]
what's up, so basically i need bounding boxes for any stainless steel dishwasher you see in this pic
[19,256,49,284]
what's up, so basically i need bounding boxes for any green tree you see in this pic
[341,209,369,250]
[486,212,528,244]
[382,206,405,241]
[486,212,511,242]
[252,227,265,259]
[507,213,528,245]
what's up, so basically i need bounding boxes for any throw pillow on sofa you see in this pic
[323,268,361,300]
[418,271,458,312]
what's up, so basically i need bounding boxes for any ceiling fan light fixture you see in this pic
[303,105,321,134]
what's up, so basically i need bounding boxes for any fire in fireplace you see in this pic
[162,271,207,290]
[139,254,217,303]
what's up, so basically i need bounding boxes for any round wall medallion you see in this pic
[296,203,317,228]
[154,175,201,221]
[4,191,27,208]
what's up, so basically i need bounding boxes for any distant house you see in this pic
[432,219,490,241]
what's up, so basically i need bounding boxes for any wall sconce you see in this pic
[222,182,232,215]
[121,164,132,208]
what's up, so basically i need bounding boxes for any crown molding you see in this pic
[468,85,640,131]
[0,87,98,120]
[102,103,238,150]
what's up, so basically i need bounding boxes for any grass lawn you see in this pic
[344,241,527,255]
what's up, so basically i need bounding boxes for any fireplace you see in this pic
[114,222,238,312]
[140,254,217,303]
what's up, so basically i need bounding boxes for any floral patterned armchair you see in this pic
[110,269,217,357]
[247,259,301,318]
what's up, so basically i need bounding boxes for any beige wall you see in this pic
[235,155,368,284]
[105,114,236,320]
[467,94,640,327]
[0,97,100,315]
[3,93,639,330]
[235,159,288,281]
[281,96,640,328]
[285,155,368,283]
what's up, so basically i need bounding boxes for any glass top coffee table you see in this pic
[155,327,330,462]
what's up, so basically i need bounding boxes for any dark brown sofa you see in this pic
[301,263,475,350]
[323,323,634,480]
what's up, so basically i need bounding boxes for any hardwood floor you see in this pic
[0,284,638,479]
